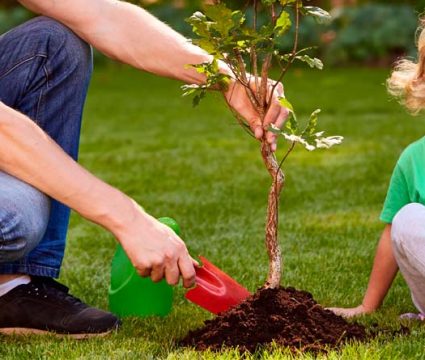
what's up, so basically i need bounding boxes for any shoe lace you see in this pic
[31,276,86,308]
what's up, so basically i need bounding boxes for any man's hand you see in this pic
[114,202,197,288]
[327,304,374,318]
[223,78,288,152]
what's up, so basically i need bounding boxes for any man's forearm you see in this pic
[18,0,287,147]
[0,103,135,236]
[0,103,197,286]
[18,0,217,84]
[361,224,398,311]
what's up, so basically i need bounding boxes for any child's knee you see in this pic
[391,203,425,252]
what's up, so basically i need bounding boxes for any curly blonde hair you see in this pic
[387,18,425,115]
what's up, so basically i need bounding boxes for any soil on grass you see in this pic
[181,286,369,353]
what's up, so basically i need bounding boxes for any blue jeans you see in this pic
[0,17,92,277]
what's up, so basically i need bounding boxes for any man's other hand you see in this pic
[223,77,289,152]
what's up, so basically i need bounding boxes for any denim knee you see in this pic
[28,16,93,77]
[0,174,50,263]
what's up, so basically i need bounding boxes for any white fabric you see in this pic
[391,203,425,314]
[0,275,30,297]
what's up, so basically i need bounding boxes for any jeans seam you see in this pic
[35,64,50,123]
[0,211,6,247]
[0,54,47,80]
[42,63,50,88]
[0,262,60,277]
[35,87,44,124]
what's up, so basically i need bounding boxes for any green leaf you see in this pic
[192,38,217,54]
[280,0,296,5]
[203,4,245,37]
[303,6,332,24]
[259,23,275,38]
[268,125,281,134]
[261,0,277,5]
[279,97,298,133]
[278,53,292,62]
[302,109,321,141]
[274,11,291,36]
[186,11,211,37]
[181,59,230,107]
[295,55,323,70]
[286,114,298,134]
[278,96,294,113]
[192,90,206,107]
[231,10,245,27]
[204,3,233,22]
[315,135,343,149]
[181,84,199,97]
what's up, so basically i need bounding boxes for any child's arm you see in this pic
[329,224,398,317]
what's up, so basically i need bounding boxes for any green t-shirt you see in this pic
[380,136,425,223]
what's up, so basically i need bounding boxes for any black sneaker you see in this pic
[0,276,121,338]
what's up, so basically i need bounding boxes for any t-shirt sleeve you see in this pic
[380,163,410,223]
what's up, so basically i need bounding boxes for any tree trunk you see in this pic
[261,140,285,288]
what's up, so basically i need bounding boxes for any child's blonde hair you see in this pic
[387,18,425,115]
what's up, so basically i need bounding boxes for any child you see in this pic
[330,17,425,319]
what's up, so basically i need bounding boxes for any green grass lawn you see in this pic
[2,65,425,359]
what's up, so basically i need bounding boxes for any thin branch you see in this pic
[259,2,280,111]
[252,49,260,98]
[251,0,259,99]
[223,57,250,89]
[233,48,249,83]
[259,54,272,110]
[292,1,301,57]
[278,141,296,172]
[253,0,257,30]
[252,0,259,97]
[233,49,261,111]
[271,3,277,23]
[266,0,301,112]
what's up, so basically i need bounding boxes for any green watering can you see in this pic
[108,217,180,317]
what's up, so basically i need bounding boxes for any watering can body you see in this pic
[108,217,180,317]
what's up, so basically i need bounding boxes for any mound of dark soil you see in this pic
[181,286,369,353]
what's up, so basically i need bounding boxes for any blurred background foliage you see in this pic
[0,0,423,66]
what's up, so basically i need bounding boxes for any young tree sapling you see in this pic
[182,0,342,289]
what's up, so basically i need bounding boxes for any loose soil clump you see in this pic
[181,286,369,353]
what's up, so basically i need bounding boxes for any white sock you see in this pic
[0,275,31,297]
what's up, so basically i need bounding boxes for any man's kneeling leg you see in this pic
[0,16,120,336]
[0,171,50,266]
[0,172,120,337]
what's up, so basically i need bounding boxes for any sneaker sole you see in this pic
[0,327,117,339]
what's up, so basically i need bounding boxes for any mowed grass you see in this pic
[2,65,425,359]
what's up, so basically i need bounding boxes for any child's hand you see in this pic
[327,304,373,318]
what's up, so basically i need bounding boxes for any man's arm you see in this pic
[329,224,398,317]
[0,102,196,288]
[20,0,209,83]
[18,0,287,147]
